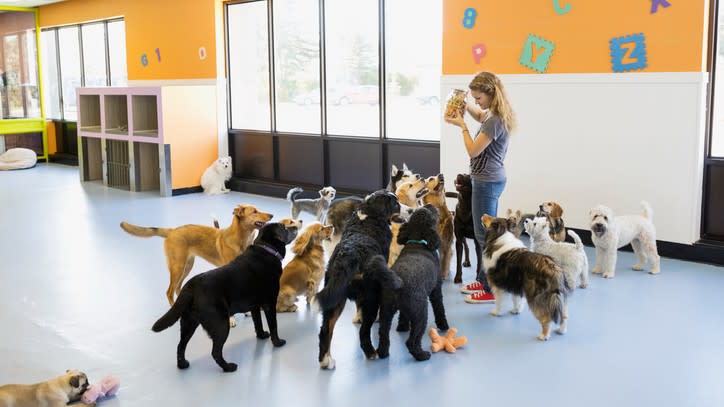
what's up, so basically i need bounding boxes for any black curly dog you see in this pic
[152,222,297,372]
[453,173,482,284]
[316,190,401,369]
[368,205,450,361]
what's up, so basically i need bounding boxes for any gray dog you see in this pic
[286,186,336,223]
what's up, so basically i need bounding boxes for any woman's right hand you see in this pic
[444,111,466,128]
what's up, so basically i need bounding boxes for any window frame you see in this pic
[41,17,125,121]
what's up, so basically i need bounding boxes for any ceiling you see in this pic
[0,0,64,7]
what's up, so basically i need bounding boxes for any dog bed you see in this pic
[0,148,37,170]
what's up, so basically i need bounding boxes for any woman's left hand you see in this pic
[445,111,466,128]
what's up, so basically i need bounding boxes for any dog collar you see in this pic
[405,239,440,258]
[253,244,284,262]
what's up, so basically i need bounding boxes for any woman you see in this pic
[445,71,516,304]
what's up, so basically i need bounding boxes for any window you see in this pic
[107,20,127,86]
[385,0,442,141]
[41,30,61,119]
[273,0,321,134]
[41,19,126,121]
[81,23,107,87]
[228,2,271,131]
[58,26,81,121]
[0,10,40,119]
[324,0,379,137]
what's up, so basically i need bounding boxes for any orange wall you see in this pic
[444,0,708,75]
[39,0,217,80]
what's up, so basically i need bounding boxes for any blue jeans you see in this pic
[471,178,506,290]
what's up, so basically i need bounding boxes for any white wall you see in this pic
[441,73,708,244]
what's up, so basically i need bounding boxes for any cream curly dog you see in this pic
[589,201,660,278]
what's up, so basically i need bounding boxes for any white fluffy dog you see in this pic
[589,201,660,278]
[525,217,589,288]
[201,156,232,195]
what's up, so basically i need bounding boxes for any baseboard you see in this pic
[228,178,370,199]
[172,186,203,196]
[568,228,724,267]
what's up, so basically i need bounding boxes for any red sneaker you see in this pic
[460,281,483,294]
[464,291,496,304]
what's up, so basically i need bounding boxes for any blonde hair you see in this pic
[468,72,516,133]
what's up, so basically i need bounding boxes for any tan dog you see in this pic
[120,204,273,305]
[389,179,430,266]
[0,370,91,407]
[276,222,334,312]
[537,201,566,242]
[422,174,454,279]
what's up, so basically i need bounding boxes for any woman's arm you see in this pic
[465,103,486,123]
[460,124,492,158]
[444,113,493,158]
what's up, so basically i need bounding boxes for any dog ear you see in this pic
[506,208,513,217]
[402,162,409,172]
[506,217,517,231]
[482,214,493,228]
[292,226,313,255]
[397,222,410,245]
[425,228,441,251]
[233,205,243,218]
[391,164,398,175]
[516,209,522,218]
[551,203,563,218]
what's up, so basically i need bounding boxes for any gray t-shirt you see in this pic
[469,114,509,182]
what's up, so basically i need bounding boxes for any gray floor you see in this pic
[2,164,724,406]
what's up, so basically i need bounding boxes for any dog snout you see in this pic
[539,204,544,211]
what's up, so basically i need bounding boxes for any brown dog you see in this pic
[120,204,273,305]
[0,370,91,407]
[276,222,334,312]
[537,201,566,242]
[422,174,454,280]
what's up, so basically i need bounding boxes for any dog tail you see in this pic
[120,221,171,238]
[287,187,303,203]
[316,252,362,310]
[365,255,403,290]
[640,201,653,221]
[152,289,192,332]
[546,290,567,325]
[568,230,584,251]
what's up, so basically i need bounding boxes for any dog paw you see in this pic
[222,363,238,373]
[632,264,644,271]
[463,261,471,267]
[229,316,237,328]
[579,283,588,289]
[177,359,190,370]
[320,355,336,370]
[592,267,602,274]
[257,331,270,339]
[490,310,502,317]
[536,334,550,341]
[555,327,567,335]
[453,276,462,284]
[376,348,390,359]
[648,268,660,275]
[603,272,615,279]
[510,308,520,315]
[272,338,286,347]
[413,351,431,361]
[436,321,450,331]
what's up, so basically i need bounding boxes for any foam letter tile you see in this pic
[519,34,555,73]
[610,33,648,73]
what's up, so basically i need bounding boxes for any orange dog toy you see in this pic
[429,327,468,353]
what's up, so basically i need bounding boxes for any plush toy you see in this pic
[429,327,467,353]
[81,375,120,404]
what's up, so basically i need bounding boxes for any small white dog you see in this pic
[525,217,589,289]
[201,156,232,195]
[589,201,660,278]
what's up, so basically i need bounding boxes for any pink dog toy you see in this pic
[81,375,120,404]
